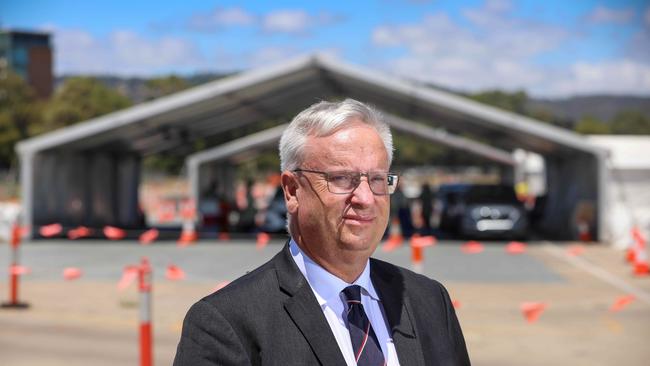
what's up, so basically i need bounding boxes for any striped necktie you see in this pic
[341,285,385,366]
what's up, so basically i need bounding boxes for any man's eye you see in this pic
[370,174,386,183]
[330,174,352,183]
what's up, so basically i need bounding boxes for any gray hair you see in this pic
[279,99,393,171]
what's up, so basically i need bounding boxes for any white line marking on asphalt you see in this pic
[543,242,650,305]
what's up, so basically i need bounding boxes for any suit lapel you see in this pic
[371,260,426,366]
[275,243,347,366]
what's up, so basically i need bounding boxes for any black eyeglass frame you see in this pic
[292,168,399,195]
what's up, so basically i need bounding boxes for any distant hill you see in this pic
[56,75,649,123]
[56,73,232,103]
[528,95,650,122]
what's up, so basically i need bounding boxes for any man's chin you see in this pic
[338,231,381,252]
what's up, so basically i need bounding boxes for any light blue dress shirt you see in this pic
[289,239,400,365]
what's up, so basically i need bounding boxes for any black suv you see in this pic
[435,183,528,239]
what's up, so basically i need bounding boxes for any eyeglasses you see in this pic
[293,168,399,195]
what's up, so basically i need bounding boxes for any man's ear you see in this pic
[281,171,299,214]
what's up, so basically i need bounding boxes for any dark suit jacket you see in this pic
[174,243,470,365]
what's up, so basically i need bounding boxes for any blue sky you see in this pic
[2,0,649,97]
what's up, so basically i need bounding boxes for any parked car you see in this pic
[435,183,528,239]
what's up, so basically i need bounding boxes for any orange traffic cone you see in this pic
[627,228,638,263]
[521,302,547,323]
[633,245,649,276]
[177,220,198,246]
[256,232,270,249]
[410,235,424,273]
[630,227,649,276]
[577,220,591,242]
[382,219,404,252]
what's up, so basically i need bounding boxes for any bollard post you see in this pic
[138,257,153,366]
[411,241,424,274]
[2,222,29,309]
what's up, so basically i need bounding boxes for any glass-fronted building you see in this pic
[0,29,53,98]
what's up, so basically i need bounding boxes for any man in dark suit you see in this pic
[174,99,470,365]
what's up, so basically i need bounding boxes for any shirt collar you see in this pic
[289,239,380,306]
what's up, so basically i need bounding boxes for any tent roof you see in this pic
[587,135,650,169]
[17,54,606,159]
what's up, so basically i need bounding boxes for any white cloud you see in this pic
[53,28,207,76]
[215,46,341,71]
[246,46,303,67]
[371,8,566,93]
[261,9,342,35]
[262,10,310,34]
[370,2,650,96]
[188,7,255,31]
[185,7,342,35]
[550,60,650,96]
[587,5,634,24]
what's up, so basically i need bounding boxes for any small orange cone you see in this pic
[410,236,424,273]
[521,302,547,323]
[63,267,83,280]
[39,223,62,237]
[139,228,159,245]
[577,220,591,242]
[452,299,462,309]
[627,227,646,263]
[218,232,231,241]
[382,219,404,252]
[566,244,585,257]
[609,295,635,312]
[461,240,484,254]
[166,264,186,281]
[630,227,649,276]
[256,232,270,249]
[104,226,126,240]
[67,226,92,240]
[178,220,198,246]
[382,235,403,252]
[633,248,649,276]
[506,241,526,254]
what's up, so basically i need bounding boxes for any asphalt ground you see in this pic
[0,238,649,366]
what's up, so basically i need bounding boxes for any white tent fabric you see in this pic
[588,136,650,248]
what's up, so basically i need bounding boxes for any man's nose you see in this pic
[351,178,375,205]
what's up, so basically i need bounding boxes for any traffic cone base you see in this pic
[178,220,198,245]
[633,262,649,276]
[177,231,198,244]
[1,301,30,309]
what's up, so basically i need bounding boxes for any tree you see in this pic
[574,116,610,135]
[143,75,190,100]
[610,110,650,135]
[0,72,43,168]
[470,90,529,115]
[139,75,193,174]
[42,77,131,131]
[393,132,447,166]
